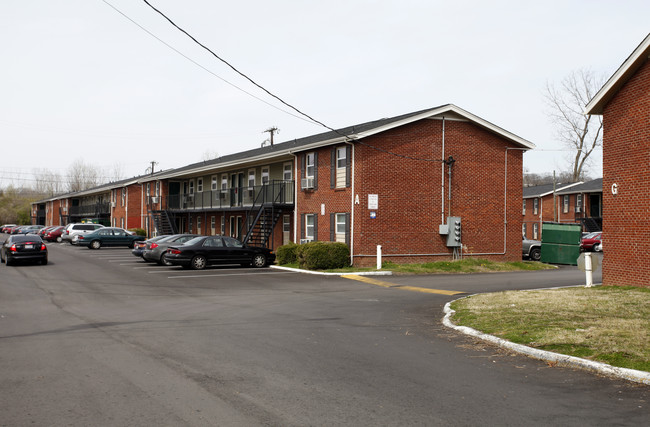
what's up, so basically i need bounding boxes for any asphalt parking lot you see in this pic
[1,241,644,426]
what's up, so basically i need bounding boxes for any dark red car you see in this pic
[43,226,66,243]
[580,232,602,251]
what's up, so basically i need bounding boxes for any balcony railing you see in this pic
[159,180,294,211]
[68,202,111,217]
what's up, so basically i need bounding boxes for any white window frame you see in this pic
[210,216,216,235]
[146,183,151,196]
[189,180,195,195]
[306,153,315,179]
[197,178,203,193]
[283,162,293,180]
[576,194,583,213]
[533,198,539,215]
[221,174,228,191]
[522,223,527,237]
[335,213,346,243]
[155,181,160,197]
[221,215,225,235]
[121,188,126,206]
[522,199,526,215]
[305,214,315,239]
[336,147,347,188]
[248,169,256,189]
[283,215,291,232]
[196,217,202,234]
[211,175,218,191]
[563,195,569,213]
[533,223,539,240]
[261,166,270,185]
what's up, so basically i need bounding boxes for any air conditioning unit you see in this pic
[300,239,313,244]
[301,178,314,190]
[110,202,116,208]
[151,197,159,203]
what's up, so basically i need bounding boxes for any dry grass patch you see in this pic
[450,286,650,371]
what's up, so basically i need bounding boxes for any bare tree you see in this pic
[32,168,65,196]
[66,159,101,192]
[545,69,604,182]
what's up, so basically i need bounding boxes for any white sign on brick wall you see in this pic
[368,194,378,209]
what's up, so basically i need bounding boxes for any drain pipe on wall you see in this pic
[441,117,446,224]
[346,141,355,266]
[290,151,299,244]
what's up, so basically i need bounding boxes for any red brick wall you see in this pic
[297,118,524,266]
[601,59,650,287]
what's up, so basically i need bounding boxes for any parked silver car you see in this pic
[142,234,199,265]
[61,223,104,244]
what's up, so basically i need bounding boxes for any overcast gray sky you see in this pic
[1,0,648,189]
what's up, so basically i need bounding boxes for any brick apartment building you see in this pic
[522,182,581,240]
[585,33,650,287]
[33,104,534,266]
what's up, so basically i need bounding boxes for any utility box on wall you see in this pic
[446,216,462,247]
[540,222,581,265]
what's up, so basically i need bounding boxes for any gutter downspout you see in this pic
[290,151,299,244]
[441,117,446,224]
[345,141,355,266]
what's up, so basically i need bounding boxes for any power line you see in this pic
[138,0,444,163]
[101,0,314,125]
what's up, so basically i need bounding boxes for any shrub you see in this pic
[130,228,146,236]
[297,241,350,270]
[276,242,299,265]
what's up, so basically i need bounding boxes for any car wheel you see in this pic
[41,258,48,265]
[56,236,62,243]
[90,240,101,250]
[191,255,207,270]
[252,253,267,268]
[159,254,173,266]
[530,247,541,262]
[128,241,136,249]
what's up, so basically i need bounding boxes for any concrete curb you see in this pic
[443,299,650,386]
[270,265,393,276]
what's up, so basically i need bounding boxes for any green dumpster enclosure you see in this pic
[540,222,582,265]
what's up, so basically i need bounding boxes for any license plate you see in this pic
[25,245,33,249]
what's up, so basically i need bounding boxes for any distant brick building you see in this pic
[585,33,650,287]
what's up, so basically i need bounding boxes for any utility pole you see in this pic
[263,127,279,146]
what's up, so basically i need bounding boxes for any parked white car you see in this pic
[61,223,104,244]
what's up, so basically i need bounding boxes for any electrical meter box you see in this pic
[446,216,462,247]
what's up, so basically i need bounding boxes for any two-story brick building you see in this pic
[585,33,650,287]
[33,104,534,265]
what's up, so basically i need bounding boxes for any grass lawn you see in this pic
[450,286,650,372]
[278,258,555,274]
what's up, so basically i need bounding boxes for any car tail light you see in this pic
[9,244,16,252]
[168,248,181,255]
[78,235,84,240]
[151,243,159,249]
[41,244,46,251]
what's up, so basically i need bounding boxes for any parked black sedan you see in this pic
[1,235,48,266]
[164,235,275,270]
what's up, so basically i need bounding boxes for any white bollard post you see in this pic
[585,252,593,288]
[377,245,382,270]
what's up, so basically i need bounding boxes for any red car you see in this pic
[580,232,602,251]
[43,226,66,243]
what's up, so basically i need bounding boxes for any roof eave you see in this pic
[585,33,650,115]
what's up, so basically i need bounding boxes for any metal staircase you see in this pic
[580,217,602,233]
[242,205,283,247]
[147,202,178,236]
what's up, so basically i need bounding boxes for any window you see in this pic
[563,195,569,213]
[522,223,527,238]
[146,183,150,196]
[533,198,539,215]
[283,215,291,233]
[121,188,126,206]
[261,166,270,185]
[223,236,243,248]
[120,218,125,229]
[248,169,256,188]
[155,181,160,196]
[189,180,195,195]
[576,194,582,213]
[334,213,347,243]
[211,216,216,235]
[533,223,539,240]
[305,214,315,240]
[522,199,526,215]
[306,153,315,178]
[202,237,223,247]
[211,176,218,191]
[221,215,225,235]
[197,178,203,193]
[196,217,202,234]
[336,147,346,188]
[283,162,292,180]
[221,174,228,191]
[189,217,193,233]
